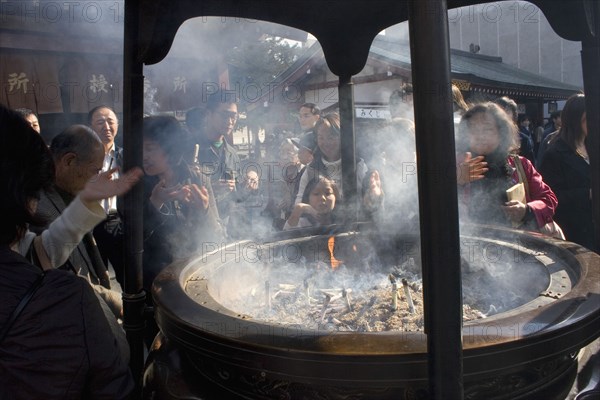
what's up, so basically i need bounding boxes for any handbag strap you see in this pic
[0,272,45,344]
[512,155,530,199]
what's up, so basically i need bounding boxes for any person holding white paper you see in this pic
[456,103,558,231]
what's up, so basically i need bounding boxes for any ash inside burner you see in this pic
[217,254,536,332]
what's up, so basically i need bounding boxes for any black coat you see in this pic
[0,247,133,399]
[518,129,535,165]
[539,138,596,251]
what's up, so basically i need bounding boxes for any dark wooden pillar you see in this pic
[339,75,359,220]
[408,0,464,398]
[123,0,147,394]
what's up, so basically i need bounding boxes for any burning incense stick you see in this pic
[319,294,332,323]
[342,288,352,312]
[303,278,310,306]
[355,296,377,322]
[193,144,199,164]
[389,274,398,311]
[391,281,398,311]
[402,278,415,314]
[265,281,271,311]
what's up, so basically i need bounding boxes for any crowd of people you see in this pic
[0,85,596,397]
[0,105,141,398]
[454,91,594,250]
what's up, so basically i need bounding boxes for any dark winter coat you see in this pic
[538,138,596,251]
[0,247,133,399]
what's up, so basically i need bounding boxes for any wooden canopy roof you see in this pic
[138,0,598,74]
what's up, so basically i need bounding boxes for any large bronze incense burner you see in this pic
[144,225,600,399]
[125,2,599,397]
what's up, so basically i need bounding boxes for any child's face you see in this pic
[467,112,501,155]
[143,138,170,176]
[309,181,336,214]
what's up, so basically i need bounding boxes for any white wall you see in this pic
[386,1,583,87]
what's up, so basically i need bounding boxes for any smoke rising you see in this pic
[194,231,550,331]
[139,17,556,332]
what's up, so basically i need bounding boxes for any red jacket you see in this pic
[508,156,557,229]
[459,155,557,229]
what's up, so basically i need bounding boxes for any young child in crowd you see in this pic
[284,176,338,230]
